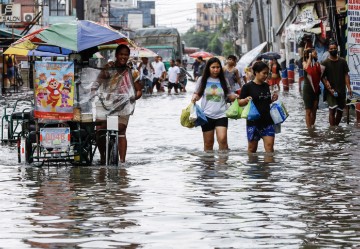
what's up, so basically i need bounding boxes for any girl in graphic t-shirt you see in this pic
[191,57,238,151]
[238,61,278,153]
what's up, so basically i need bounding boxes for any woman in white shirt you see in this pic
[191,57,238,151]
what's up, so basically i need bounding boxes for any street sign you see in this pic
[0,4,21,23]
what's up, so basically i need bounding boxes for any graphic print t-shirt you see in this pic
[196,77,227,119]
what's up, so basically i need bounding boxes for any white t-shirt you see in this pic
[168,66,180,83]
[195,76,228,119]
[152,61,166,78]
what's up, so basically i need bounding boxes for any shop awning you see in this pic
[0,28,22,39]
[0,27,23,48]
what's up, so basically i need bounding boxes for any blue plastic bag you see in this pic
[194,104,208,127]
[247,100,260,120]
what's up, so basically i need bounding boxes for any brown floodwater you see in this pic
[0,81,359,248]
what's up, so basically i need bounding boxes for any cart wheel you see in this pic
[108,138,118,165]
[81,142,92,165]
[25,136,33,164]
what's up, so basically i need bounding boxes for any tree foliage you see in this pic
[181,22,235,56]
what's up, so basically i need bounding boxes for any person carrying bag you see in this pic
[238,61,278,153]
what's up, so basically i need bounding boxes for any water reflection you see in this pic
[23,166,141,248]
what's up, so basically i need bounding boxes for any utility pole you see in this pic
[237,1,246,56]
[245,0,255,51]
[255,0,264,43]
[107,0,110,25]
[259,0,266,45]
[266,0,272,51]
[271,0,283,53]
[328,0,339,45]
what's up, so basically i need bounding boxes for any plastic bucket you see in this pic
[288,63,295,84]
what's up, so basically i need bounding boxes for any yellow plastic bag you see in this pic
[241,100,251,119]
[180,103,195,128]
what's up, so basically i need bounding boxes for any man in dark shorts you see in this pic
[321,41,352,126]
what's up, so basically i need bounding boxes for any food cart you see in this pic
[0,20,135,166]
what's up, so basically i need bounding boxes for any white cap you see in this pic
[108,58,114,63]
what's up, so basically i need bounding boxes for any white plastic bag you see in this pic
[270,100,289,124]
[189,103,197,122]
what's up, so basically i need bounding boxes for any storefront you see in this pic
[0,28,22,93]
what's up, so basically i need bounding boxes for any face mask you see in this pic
[329,50,338,56]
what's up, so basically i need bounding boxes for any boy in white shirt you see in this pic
[151,56,166,93]
[167,59,180,94]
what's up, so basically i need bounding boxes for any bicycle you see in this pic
[14,65,24,87]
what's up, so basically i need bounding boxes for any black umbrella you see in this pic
[261,52,281,60]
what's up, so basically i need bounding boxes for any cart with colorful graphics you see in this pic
[0,20,135,166]
[17,60,95,166]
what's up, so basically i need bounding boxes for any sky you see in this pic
[153,0,222,34]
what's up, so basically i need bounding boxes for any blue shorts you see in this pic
[7,67,14,78]
[247,124,275,141]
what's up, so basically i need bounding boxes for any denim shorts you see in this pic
[247,124,275,141]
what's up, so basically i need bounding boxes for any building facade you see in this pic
[109,0,155,30]
[196,3,222,32]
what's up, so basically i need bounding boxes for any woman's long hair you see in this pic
[197,57,229,97]
[303,48,313,61]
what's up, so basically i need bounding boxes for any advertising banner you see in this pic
[0,4,21,22]
[347,0,360,97]
[34,61,75,120]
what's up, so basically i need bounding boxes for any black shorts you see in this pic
[201,117,228,132]
[168,82,178,90]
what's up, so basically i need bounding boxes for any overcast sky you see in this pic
[154,0,223,34]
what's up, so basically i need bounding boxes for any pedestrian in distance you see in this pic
[138,57,154,94]
[238,61,278,153]
[268,58,281,91]
[191,57,239,151]
[196,56,206,80]
[321,41,352,126]
[223,55,242,94]
[176,59,193,92]
[302,48,322,128]
[151,55,166,93]
[167,59,180,94]
[94,44,143,164]
[192,58,200,80]
[6,55,17,86]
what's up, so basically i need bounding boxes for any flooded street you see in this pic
[0,81,359,248]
